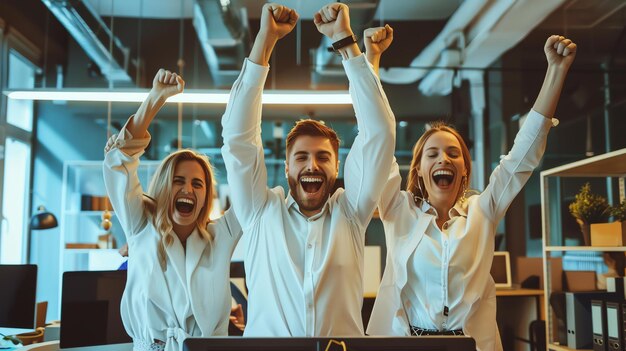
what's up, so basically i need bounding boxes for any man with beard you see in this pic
[221,2,395,336]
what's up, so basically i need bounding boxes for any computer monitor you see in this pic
[183,336,476,351]
[60,270,131,349]
[491,251,512,289]
[0,264,37,329]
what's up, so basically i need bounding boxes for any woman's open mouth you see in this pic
[432,169,455,189]
[175,197,195,216]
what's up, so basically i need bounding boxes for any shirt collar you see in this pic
[418,199,437,216]
[417,198,468,218]
[285,192,332,220]
[450,201,468,218]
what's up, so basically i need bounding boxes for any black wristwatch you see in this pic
[328,34,358,53]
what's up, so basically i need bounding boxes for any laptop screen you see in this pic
[491,251,512,288]
[0,264,37,329]
[184,336,476,351]
[60,270,131,348]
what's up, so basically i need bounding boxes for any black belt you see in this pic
[410,326,464,336]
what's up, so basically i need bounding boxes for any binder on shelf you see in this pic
[91,196,100,211]
[606,301,622,351]
[81,195,112,211]
[566,291,616,349]
[622,302,626,351]
[81,195,92,211]
[592,299,607,351]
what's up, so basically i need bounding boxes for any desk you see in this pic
[496,288,544,351]
[17,341,133,351]
[362,288,544,346]
[497,288,545,319]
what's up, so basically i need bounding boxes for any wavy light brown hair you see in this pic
[406,121,472,203]
[286,119,340,160]
[145,149,216,268]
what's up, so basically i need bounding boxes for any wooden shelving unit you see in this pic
[548,343,591,351]
[59,160,159,272]
[541,148,626,351]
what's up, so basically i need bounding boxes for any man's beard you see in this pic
[287,172,335,213]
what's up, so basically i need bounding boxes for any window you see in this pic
[0,39,37,264]
[6,50,35,132]
[0,138,31,263]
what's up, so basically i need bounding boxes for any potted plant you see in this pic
[568,183,610,246]
[612,198,626,222]
[590,198,626,247]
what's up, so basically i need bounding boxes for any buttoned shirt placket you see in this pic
[440,220,451,331]
[303,214,323,336]
[425,204,453,332]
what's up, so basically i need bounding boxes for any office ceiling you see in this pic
[85,0,463,21]
[13,0,626,122]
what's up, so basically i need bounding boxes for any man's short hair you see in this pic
[286,119,340,158]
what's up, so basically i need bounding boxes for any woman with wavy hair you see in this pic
[103,69,242,351]
[365,34,577,351]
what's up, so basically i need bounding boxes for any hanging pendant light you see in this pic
[30,206,58,230]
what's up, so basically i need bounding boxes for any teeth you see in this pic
[176,198,194,205]
[300,177,323,183]
[433,170,454,177]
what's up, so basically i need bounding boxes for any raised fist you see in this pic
[544,35,577,71]
[364,25,393,56]
[314,3,352,41]
[152,69,184,100]
[259,3,299,41]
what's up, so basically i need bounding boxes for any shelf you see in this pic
[545,246,626,252]
[548,343,591,351]
[64,210,115,217]
[495,288,543,297]
[65,248,120,254]
[540,148,626,177]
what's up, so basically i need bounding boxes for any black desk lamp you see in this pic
[27,206,58,263]
[31,206,58,230]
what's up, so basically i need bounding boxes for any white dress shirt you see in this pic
[367,110,556,351]
[221,55,395,336]
[103,124,242,351]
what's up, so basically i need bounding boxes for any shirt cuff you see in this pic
[242,58,270,87]
[104,115,151,156]
[341,54,373,79]
[528,109,559,127]
[524,109,558,138]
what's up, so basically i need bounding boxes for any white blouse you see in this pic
[221,55,395,336]
[103,124,242,351]
[367,110,556,351]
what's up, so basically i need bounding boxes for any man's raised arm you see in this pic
[314,3,396,226]
[221,3,299,229]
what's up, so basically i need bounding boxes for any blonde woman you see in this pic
[103,69,242,351]
[365,35,577,351]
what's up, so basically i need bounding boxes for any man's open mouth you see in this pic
[300,175,324,194]
[432,169,455,188]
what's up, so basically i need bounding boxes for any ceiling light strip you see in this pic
[5,90,353,105]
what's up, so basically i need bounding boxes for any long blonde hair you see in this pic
[406,121,472,204]
[145,149,216,268]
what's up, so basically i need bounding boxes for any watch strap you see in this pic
[328,34,358,53]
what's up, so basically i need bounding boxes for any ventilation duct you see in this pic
[311,0,379,88]
[193,0,251,88]
[379,0,566,96]
[418,48,461,97]
[41,0,136,83]
[377,0,488,86]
